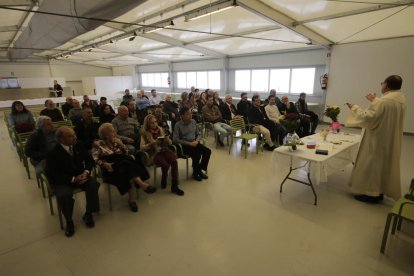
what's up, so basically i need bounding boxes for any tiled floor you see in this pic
[0,118,413,276]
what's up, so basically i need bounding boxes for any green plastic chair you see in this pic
[380,179,414,253]
[228,117,259,159]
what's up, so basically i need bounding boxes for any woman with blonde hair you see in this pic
[92,123,156,212]
[141,115,184,196]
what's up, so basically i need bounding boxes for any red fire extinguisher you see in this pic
[167,76,171,85]
[320,74,328,90]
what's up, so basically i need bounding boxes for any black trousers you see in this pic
[305,111,319,133]
[53,178,100,223]
[182,143,211,174]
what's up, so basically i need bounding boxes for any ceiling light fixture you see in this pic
[185,1,236,22]
[110,39,114,43]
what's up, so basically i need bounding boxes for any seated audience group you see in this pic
[15,88,317,238]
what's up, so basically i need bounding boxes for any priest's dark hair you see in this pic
[384,75,402,90]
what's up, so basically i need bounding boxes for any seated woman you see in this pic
[141,115,184,196]
[92,123,157,212]
[99,104,116,124]
[8,101,35,133]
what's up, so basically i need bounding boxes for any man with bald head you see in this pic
[61,96,73,117]
[163,93,179,130]
[112,105,141,153]
[40,99,64,121]
[45,127,100,237]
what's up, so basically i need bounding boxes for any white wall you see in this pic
[327,37,414,133]
[82,76,134,98]
[0,62,112,95]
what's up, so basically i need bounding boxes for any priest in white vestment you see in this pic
[345,75,406,203]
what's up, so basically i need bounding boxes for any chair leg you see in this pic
[380,214,394,253]
[107,183,112,211]
[153,166,157,186]
[186,158,189,179]
[391,215,399,234]
[397,216,403,231]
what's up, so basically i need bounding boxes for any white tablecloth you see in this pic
[272,132,361,185]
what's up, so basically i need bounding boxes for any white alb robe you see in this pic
[345,91,406,200]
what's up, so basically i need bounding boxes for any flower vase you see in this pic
[330,120,341,133]
[285,132,300,152]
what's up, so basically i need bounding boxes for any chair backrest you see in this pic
[405,178,414,201]
[230,117,246,132]
[14,129,34,144]
[51,120,73,129]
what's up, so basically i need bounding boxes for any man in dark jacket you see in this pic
[45,127,100,237]
[236,92,251,120]
[74,107,100,151]
[25,116,57,177]
[248,95,277,151]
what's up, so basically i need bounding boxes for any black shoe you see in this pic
[354,194,383,204]
[128,201,138,212]
[217,140,225,147]
[192,173,202,181]
[65,221,75,237]
[199,172,208,179]
[144,186,157,194]
[171,186,185,196]
[82,212,95,228]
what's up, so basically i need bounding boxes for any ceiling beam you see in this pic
[189,26,281,44]
[0,0,35,6]
[100,49,169,63]
[7,1,39,49]
[0,25,18,32]
[237,0,332,47]
[141,32,226,58]
[293,0,414,26]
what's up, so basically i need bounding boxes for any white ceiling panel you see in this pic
[307,7,414,43]
[261,0,399,21]
[74,50,119,60]
[0,9,25,26]
[156,6,275,42]
[0,32,13,43]
[100,36,169,52]
[144,46,205,61]
[196,28,309,55]
[1,0,414,67]
[74,25,117,42]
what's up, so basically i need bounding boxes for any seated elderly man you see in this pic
[127,99,140,123]
[40,99,64,122]
[295,92,318,135]
[173,107,211,181]
[202,95,232,147]
[81,95,99,116]
[264,95,287,145]
[149,89,162,106]
[248,95,277,151]
[68,99,82,124]
[278,96,310,137]
[122,89,134,105]
[163,93,179,130]
[74,107,100,151]
[112,105,141,153]
[220,95,240,121]
[61,97,73,117]
[45,127,100,237]
[25,116,57,177]
[136,90,151,123]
